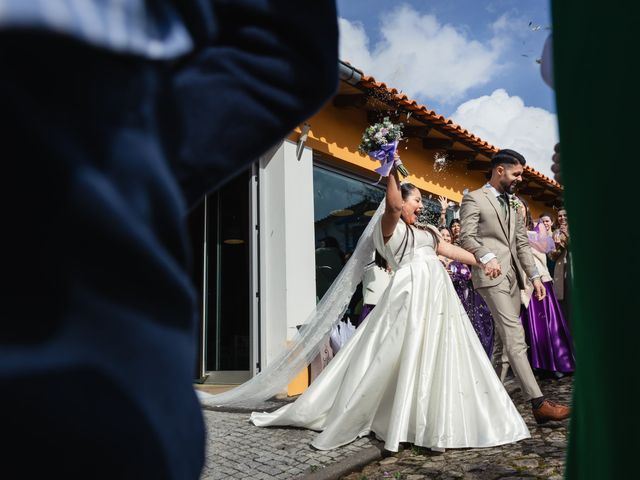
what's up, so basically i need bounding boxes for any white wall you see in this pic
[258,140,316,368]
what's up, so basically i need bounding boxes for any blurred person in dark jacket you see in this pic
[0,1,338,478]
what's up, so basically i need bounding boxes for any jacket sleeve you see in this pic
[459,193,492,261]
[166,0,339,206]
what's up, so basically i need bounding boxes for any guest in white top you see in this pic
[356,251,392,327]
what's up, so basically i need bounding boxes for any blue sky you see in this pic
[336,0,558,175]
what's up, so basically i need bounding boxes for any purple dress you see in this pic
[357,304,375,326]
[448,261,494,357]
[520,281,575,373]
[519,226,575,374]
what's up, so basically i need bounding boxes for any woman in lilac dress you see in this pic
[517,199,575,376]
[438,226,494,357]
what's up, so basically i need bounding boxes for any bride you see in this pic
[245,164,530,452]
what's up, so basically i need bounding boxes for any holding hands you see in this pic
[483,258,502,279]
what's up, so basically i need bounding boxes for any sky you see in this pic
[336,0,558,177]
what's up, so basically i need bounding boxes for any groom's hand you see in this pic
[533,278,546,301]
[483,258,502,279]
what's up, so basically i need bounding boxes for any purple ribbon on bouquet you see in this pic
[368,140,398,177]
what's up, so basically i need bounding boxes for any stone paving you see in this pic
[199,375,571,479]
[199,401,377,480]
[340,376,573,480]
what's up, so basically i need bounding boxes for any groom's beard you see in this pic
[505,182,518,194]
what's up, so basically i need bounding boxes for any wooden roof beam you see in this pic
[422,137,454,150]
[446,150,478,161]
[403,126,431,138]
[467,160,490,171]
[332,94,368,108]
[366,110,401,124]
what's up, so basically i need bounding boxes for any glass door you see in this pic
[189,169,254,384]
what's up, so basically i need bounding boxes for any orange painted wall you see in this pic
[289,101,551,218]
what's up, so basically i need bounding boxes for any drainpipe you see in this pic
[338,60,363,85]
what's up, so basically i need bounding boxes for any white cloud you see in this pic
[450,89,558,177]
[338,5,509,104]
[338,18,373,72]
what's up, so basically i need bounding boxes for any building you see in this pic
[188,61,563,391]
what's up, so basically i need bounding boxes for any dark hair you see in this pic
[439,226,452,238]
[491,149,526,170]
[539,212,552,219]
[448,218,461,228]
[400,182,418,200]
[373,250,388,270]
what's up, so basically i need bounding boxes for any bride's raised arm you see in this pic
[380,163,403,243]
[436,240,478,267]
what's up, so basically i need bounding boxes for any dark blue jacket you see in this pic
[0,1,338,478]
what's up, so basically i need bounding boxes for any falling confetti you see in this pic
[528,21,551,31]
[433,152,449,172]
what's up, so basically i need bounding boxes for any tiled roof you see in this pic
[355,74,561,191]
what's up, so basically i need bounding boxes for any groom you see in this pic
[459,149,570,423]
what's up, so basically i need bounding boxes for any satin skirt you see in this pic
[520,281,575,373]
[251,254,530,452]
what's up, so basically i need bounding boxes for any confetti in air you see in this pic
[433,152,449,172]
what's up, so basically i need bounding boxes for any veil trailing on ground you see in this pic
[198,199,386,409]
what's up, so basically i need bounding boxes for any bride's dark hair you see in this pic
[395,183,438,263]
[372,250,388,270]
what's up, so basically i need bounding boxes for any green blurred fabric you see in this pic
[552,2,640,478]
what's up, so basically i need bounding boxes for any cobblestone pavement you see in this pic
[341,376,573,480]
[200,400,378,480]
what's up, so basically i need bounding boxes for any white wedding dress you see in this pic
[250,219,530,452]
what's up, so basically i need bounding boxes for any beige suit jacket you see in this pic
[459,186,538,290]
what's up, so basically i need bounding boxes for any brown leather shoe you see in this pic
[533,400,571,424]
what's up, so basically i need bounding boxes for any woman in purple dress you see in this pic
[517,199,575,376]
[438,226,494,357]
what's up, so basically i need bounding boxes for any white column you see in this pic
[258,140,316,368]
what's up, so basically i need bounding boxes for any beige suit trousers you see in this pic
[477,267,543,400]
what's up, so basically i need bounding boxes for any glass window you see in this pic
[312,165,447,321]
[313,165,384,323]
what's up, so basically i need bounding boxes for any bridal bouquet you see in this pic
[358,117,410,178]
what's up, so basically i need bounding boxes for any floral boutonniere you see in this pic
[509,197,522,211]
